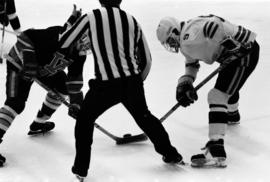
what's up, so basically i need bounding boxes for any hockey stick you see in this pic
[120,51,250,144]
[159,53,247,123]
[33,78,148,145]
[4,51,148,145]
[0,0,7,63]
[0,27,15,35]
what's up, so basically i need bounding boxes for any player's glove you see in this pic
[220,36,252,61]
[68,103,81,119]
[67,4,82,25]
[176,75,198,107]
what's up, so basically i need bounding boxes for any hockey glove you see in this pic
[220,36,252,60]
[68,91,83,119]
[68,103,81,119]
[176,75,198,107]
[67,4,82,25]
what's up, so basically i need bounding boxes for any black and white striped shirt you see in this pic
[59,6,152,81]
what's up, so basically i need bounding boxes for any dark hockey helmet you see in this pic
[99,0,122,7]
[76,29,92,56]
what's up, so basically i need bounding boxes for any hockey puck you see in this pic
[123,134,132,138]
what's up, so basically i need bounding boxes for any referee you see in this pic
[59,0,183,180]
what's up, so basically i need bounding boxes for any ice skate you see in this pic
[191,139,227,168]
[227,110,240,125]
[27,121,55,135]
[162,153,185,165]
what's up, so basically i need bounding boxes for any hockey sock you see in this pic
[34,92,63,123]
[0,105,17,137]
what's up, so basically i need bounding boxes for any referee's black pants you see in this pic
[72,75,179,177]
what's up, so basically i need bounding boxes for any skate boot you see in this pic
[28,121,55,135]
[162,153,184,165]
[227,110,240,125]
[0,139,6,167]
[191,139,227,168]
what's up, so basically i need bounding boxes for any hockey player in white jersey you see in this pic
[156,14,259,167]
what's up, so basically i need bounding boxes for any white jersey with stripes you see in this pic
[180,14,256,79]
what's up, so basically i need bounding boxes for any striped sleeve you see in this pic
[59,14,90,49]
[136,29,152,81]
[222,20,256,44]
[232,25,256,43]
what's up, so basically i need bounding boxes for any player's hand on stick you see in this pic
[68,103,81,119]
[176,75,198,107]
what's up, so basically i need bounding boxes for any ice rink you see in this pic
[0,0,270,181]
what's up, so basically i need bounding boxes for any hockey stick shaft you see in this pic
[0,27,16,35]
[0,1,6,63]
[159,53,247,123]
[33,78,120,140]
[4,52,148,144]
[34,78,148,144]
[0,25,5,63]
[159,66,221,122]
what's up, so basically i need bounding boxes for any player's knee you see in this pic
[4,98,26,114]
[207,88,229,106]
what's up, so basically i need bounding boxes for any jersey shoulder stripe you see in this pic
[203,21,219,39]
[234,25,252,43]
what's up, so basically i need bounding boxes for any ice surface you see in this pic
[0,0,270,181]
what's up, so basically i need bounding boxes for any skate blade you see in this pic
[227,121,240,125]
[27,130,53,136]
[191,157,227,168]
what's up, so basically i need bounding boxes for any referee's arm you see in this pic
[137,30,152,81]
[59,14,90,49]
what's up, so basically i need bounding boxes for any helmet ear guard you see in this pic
[156,17,181,53]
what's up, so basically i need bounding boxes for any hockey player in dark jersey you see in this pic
[0,5,88,167]
[27,5,85,136]
[0,0,21,34]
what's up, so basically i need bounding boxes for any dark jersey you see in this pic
[24,26,62,67]
[0,0,20,31]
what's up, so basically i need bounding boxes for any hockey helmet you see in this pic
[76,30,92,56]
[156,17,181,53]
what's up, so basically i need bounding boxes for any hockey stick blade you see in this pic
[116,133,148,145]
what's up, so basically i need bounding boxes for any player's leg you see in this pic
[227,41,259,125]
[72,79,120,178]
[191,88,228,168]
[28,71,68,135]
[0,63,33,166]
[191,41,260,168]
[121,76,183,164]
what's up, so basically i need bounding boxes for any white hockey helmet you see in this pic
[156,17,181,53]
